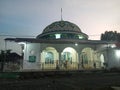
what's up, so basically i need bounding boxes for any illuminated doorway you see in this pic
[41,47,58,69]
[100,54,105,68]
[61,47,78,69]
[81,47,95,69]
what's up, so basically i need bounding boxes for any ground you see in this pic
[0,71,120,90]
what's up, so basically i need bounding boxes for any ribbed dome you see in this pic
[37,20,88,40]
[42,21,81,34]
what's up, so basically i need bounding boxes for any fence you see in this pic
[40,61,79,70]
[0,60,104,72]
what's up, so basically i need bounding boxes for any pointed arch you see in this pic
[100,54,105,68]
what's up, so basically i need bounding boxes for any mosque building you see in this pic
[5,20,120,70]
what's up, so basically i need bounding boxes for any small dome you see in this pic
[42,21,81,34]
[37,20,88,40]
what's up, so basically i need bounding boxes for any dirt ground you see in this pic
[0,72,120,90]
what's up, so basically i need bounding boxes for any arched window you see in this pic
[81,47,95,68]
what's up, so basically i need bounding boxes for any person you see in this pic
[64,60,67,69]
[56,60,59,70]
[93,62,96,69]
[81,61,84,68]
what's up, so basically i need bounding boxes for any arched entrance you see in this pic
[41,47,58,69]
[61,47,78,69]
[100,54,105,68]
[80,47,95,69]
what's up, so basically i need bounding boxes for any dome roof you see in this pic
[42,21,81,34]
[37,20,88,40]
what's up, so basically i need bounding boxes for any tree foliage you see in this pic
[101,31,120,41]
[0,50,22,62]
[0,50,22,71]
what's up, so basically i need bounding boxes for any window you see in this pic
[78,35,83,39]
[55,34,61,39]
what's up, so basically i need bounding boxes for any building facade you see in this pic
[5,20,120,70]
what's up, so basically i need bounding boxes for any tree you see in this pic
[0,50,5,71]
[101,31,120,41]
[0,50,22,71]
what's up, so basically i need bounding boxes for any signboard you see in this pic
[29,56,36,62]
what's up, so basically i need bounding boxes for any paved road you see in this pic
[0,72,120,90]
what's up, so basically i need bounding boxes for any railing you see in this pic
[0,60,104,72]
[40,62,79,70]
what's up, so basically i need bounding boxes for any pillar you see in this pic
[58,52,62,69]
[78,52,81,70]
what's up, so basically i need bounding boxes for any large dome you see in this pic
[42,21,81,33]
[37,20,88,40]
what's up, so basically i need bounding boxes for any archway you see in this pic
[61,47,78,69]
[80,47,95,69]
[41,47,58,69]
[100,54,105,68]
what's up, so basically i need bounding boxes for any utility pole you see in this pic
[0,50,5,72]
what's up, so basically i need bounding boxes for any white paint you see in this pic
[115,50,120,58]
[23,43,40,70]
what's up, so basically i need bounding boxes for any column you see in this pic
[58,52,62,69]
[78,52,81,70]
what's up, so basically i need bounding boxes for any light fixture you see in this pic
[111,44,116,48]
[75,43,78,46]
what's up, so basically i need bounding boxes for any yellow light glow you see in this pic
[63,47,75,53]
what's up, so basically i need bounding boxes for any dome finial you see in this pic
[61,8,63,21]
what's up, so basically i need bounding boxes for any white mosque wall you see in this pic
[41,47,59,62]
[22,42,120,70]
[23,43,40,70]
[107,49,120,69]
[0,36,22,55]
[96,45,120,69]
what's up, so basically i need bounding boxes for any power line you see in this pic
[0,34,101,37]
[89,34,101,36]
[0,34,36,38]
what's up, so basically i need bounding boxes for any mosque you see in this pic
[5,20,120,70]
